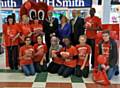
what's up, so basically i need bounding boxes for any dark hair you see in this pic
[7,15,15,25]
[24,36,31,41]
[102,30,110,35]
[90,8,96,13]
[37,35,43,39]
[59,14,68,23]
[11,13,16,22]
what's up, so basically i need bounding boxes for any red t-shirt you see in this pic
[3,23,20,46]
[51,49,64,65]
[33,43,47,62]
[18,23,32,40]
[85,16,102,39]
[76,44,91,66]
[101,42,110,65]
[19,45,34,66]
[31,23,43,42]
[61,46,78,68]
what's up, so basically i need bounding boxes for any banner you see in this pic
[0,0,22,8]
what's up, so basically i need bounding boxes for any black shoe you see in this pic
[115,70,119,76]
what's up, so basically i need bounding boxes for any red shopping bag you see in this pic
[93,69,110,85]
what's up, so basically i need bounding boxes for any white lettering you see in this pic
[56,0,62,7]
[0,0,17,8]
[46,0,55,7]
[63,0,69,7]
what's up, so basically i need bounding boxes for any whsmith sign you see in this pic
[40,0,92,8]
[0,0,92,8]
[0,0,22,8]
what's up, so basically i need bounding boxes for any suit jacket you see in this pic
[43,17,58,36]
[70,17,85,43]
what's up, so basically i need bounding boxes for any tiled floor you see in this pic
[0,53,120,88]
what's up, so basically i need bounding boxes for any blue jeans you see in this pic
[22,64,35,76]
[107,65,118,80]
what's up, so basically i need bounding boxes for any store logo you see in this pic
[45,0,86,7]
[27,0,92,8]
[0,0,22,8]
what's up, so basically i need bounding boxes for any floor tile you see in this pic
[46,82,72,88]
[0,82,32,87]
[71,75,83,83]
[0,73,36,82]
[72,83,86,88]
[34,72,48,82]
[110,75,120,84]
[32,82,46,88]
[82,73,94,83]
[46,73,71,83]
[86,83,120,88]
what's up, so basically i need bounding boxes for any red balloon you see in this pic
[48,5,54,11]
[97,55,107,64]
[25,1,31,10]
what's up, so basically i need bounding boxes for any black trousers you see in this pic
[87,39,95,68]
[47,62,61,74]
[7,45,19,70]
[58,65,74,78]
[74,65,89,78]
[45,35,51,63]
[33,62,47,73]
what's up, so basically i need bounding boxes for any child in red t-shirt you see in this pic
[75,35,91,78]
[58,37,78,78]
[19,37,35,76]
[47,36,63,73]
[33,35,47,72]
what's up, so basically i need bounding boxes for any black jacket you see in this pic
[99,39,118,67]
[43,17,58,36]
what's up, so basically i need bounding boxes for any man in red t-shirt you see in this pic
[75,35,91,78]
[85,8,102,68]
[98,30,119,80]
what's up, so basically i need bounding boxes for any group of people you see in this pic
[2,8,119,80]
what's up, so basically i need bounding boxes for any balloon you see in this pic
[48,5,54,11]
[97,55,106,64]
[25,1,31,10]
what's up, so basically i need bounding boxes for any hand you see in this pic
[12,37,16,42]
[105,66,110,70]
[28,32,32,37]
[101,64,106,69]
[80,66,84,70]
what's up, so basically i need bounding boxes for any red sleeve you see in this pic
[44,44,47,53]
[2,24,7,34]
[19,47,24,57]
[87,45,92,54]
[33,44,38,52]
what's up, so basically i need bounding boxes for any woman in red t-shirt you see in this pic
[33,35,47,73]
[19,37,35,76]
[31,18,44,44]
[3,15,20,70]
[75,35,91,78]
[58,37,78,78]
[19,15,33,46]
[47,36,63,73]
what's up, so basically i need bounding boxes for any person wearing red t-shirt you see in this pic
[98,30,119,80]
[47,36,63,73]
[85,8,102,68]
[3,15,20,70]
[19,37,35,76]
[19,15,33,46]
[58,37,78,78]
[33,35,47,73]
[75,35,91,78]
[31,17,44,44]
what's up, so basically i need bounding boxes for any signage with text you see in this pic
[34,0,92,8]
[0,0,22,8]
